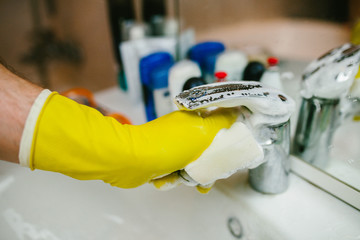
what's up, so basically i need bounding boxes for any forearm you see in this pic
[0,64,43,163]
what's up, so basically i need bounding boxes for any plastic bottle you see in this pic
[188,41,225,83]
[163,0,178,37]
[215,50,248,81]
[168,60,202,110]
[151,63,174,117]
[260,57,283,91]
[139,52,174,121]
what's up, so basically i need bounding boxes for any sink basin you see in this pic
[0,161,241,240]
[1,159,359,240]
[216,168,360,239]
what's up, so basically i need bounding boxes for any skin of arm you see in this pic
[0,64,43,163]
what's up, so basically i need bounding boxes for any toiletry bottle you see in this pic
[215,50,248,81]
[139,51,174,121]
[163,0,178,37]
[168,60,202,110]
[260,57,284,91]
[188,41,225,83]
[151,63,174,117]
[129,0,148,40]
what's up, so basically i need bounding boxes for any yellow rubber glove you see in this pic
[351,66,360,121]
[351,19,360,45]
[30,93,237,188]
[351,20,360,121]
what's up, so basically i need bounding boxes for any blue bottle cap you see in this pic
[150,62,174,89]
[139,52,174,87]
[188,41,225,73]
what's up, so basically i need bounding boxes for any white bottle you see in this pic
[168,60,202,110]
[153,87,172,117]
[260,57,284,91]
[215,50,248,81]
[163,0,178,37]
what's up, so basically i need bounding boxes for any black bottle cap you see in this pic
[183,77,206,91]
[242,61,266,82]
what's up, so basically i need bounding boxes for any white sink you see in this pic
[1,158,359,240]
[216,169,360,239]
[0,161,240,240]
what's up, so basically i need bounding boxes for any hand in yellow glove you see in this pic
[22,91,237,189]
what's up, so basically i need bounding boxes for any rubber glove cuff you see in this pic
[19,89,53,167]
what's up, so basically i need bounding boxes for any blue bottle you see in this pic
[188,41,225,83]
[139,52,174,121]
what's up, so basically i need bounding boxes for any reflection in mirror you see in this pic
[291,44,360,190]
[176,0,360,195]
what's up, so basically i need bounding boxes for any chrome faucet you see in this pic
[175,81,295,194]
[249,120,291,194]
[293,97,340,168]
[293,43,360,169]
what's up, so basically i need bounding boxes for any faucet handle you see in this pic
[301,43,360,99]
[303,43,360,81]
[174,81,295,126]
[341,44,360,59]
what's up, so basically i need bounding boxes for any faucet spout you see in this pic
[293,97,340,168]
[249,120,291,194]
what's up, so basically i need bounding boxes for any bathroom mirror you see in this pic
[175,0,360,208]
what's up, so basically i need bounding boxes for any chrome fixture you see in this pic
[293,43,360,168]
[249,120,291,194]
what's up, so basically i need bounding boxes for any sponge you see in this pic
[184,121,264,186]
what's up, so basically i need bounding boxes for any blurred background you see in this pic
[0,0,359,92]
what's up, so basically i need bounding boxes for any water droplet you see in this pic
[347,159,355,165]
